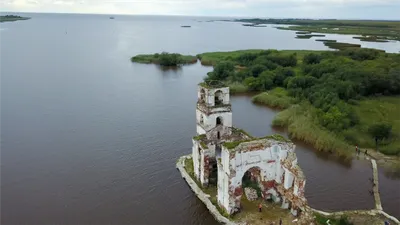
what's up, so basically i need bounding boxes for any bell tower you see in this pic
[192,82,233,186]
[196,83,232,136]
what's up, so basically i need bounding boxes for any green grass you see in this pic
[252,87,295,109]
[223,134,290,150]
[344,96,400,155]
[272,104,353,158]
[184,157,232,219]
[323,42,361,50]
[315,213,353,225]
[197,49,265,66]
[227,82,248,94]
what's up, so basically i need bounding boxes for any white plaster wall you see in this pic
[200,151,205,184]
[206,87,230,106]
[284,169,294,189]
[196,125,206,135]
[196,109,207,128]
[230,146,278,182]
[218,143,296,212]
[293,180,299,196]
[217,165,230,208]
[275,164,284,184]
[192,141,201,179]
[207,112,232,129]
[196,110,232,132]
[207,144,216,158]
[221,149,230,175]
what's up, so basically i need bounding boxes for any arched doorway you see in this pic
[216,116,223,126]
[214,90,223,105]
[242,167,262,200]
[232,167,264,213]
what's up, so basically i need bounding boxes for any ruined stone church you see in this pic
[191,81,307,217]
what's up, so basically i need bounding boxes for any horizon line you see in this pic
[1,11,400,21]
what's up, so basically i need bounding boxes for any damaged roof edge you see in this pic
[222,133,291,150]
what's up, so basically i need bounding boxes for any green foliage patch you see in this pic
[131,52,197,66]
[252,88,295,109]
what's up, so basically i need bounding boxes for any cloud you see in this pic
[0,0,399,19]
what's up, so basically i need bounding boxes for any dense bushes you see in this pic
[203,48,400,155]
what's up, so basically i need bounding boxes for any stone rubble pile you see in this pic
[244,187,258,201]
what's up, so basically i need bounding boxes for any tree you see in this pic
[244,77,263,91]
[303,53,322,64]
[274,67,295,86]
[253,56,278,70]
[236,53,258,66]
[368,123,392,151]
[258,71,275,90]
[213,61,235,80]
[250,64,267,77]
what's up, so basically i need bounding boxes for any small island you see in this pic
[353,36,389,43]
[295,34,326,39]
[242,23,267,27]
[131,52,198,66]
[181,25,191,28]
[0,15,30,23]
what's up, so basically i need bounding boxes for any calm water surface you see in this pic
[1,14,399,224]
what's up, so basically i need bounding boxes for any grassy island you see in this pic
[296,34,326,39]
[196,48,400,158]
[131,52,197,66]
[353,36,390,43]
[233,18,400,42]
[0,15,30,22]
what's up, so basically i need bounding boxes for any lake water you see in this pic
[1,14,399,224]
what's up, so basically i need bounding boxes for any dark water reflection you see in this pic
[1,14,399,225]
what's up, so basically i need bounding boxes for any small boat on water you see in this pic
[181,25,191,28]
[110,16,115,19]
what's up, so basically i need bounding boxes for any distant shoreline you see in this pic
[0,15,30,23]
[229,18,400,42]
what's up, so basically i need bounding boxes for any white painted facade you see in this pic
[192,83,307,216]
[193,83,232,186]
[217,140,298,213]
[198,86,230,107]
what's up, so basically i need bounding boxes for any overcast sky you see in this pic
[1,0,399,19]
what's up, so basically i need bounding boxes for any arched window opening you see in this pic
[214,90,223,106]
[216,116,223,126]
[200,89,206,102]
[217,131,220,139]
